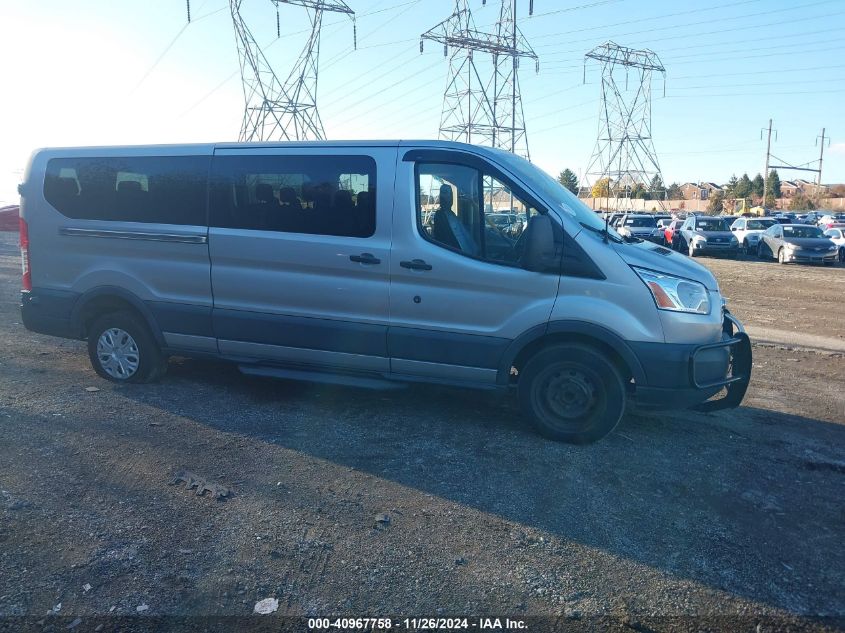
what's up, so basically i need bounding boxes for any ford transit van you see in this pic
[18,141,751,443]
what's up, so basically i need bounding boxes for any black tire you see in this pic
[86,311,167,383]
[777,248,787,265]
[757,242,767,260]
[839,247,845,263]
[518,344,626,444]
[688,241,697,257]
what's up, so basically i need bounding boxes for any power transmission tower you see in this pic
[227,0,355,142]
[764,121,828,192]
[420,0,538,159]
[583,41,666,210]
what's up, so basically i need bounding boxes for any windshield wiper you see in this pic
[580,221,622,243]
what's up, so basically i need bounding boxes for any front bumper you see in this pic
[632,312,752,412]
[782,249,837,263]
[691,240,739,255]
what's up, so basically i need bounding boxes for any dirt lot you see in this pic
[0,231,843,632]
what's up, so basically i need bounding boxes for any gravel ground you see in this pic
[0,232,843,632]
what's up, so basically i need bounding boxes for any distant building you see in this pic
[795,179,829,197]
[701,182,723,197]
[780,181,800,198]
[680,183,703,200]
[680,182,722,200]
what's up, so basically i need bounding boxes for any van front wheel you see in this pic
[86,311,167,383]
[519,344,625,443]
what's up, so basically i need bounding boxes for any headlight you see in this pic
[632,267,711,315]
[829,245,838,251]
[693,235,707,243]
[730,236,738,244]
[785,243,797,251]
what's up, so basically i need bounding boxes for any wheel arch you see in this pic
[497,321,647,387]
[70,286,164,345]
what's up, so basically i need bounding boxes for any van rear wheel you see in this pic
[519,344,625,444]
[86,311,167,383]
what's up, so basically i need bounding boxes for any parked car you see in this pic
[729,217,777,254]
[677,216,740,258]
[487,212,524,238]
[607,212,624,228]
[19,140,751,444]
[664,219,684,249]
[757,223,838,265]
[823,227,845,263]
[802,211,826,225]
[818,213,845,229]
[616,214,661,243]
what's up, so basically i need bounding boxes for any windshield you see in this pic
[784,225,824,238]
[624,217,657,228]
[695,218,730,231]
[494,150,623,241]
[747,219,776,230]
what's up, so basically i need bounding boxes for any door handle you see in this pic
[349,253,381,265]
[400,259,432,271]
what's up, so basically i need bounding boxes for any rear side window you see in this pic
[209,154,376,238]
[43,156,210,225]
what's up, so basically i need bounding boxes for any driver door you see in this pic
[387,151,560,384]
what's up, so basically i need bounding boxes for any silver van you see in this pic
[18,141,751,443]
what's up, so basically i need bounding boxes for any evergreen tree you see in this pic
[766,169,782,198]
[558,168,579,194]
[666,182,683,199]
[725,175,739,198]
[752,173,764,198]
[734,173,752,199]
[648,174,664,200]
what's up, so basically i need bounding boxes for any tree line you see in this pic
[557,167,821,212]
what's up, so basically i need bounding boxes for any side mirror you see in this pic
[521,215,556,272]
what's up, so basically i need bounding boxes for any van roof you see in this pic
[33,139,506,156]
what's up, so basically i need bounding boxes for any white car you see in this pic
[823,227,845,263]
[730,217,778,254]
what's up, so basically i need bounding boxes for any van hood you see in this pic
[784,237,836,249]
[612,239,719,290]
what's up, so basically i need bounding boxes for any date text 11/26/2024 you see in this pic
[307,618,528,630]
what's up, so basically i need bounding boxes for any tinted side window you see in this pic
[209,154,376,238]
[44,156,209,225]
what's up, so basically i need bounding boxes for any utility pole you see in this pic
[816,128,828,185]
[762,118,773,205]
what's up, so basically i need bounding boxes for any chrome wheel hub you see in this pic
[96,328,140,379]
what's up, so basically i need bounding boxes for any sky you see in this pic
[2,0,844,206]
